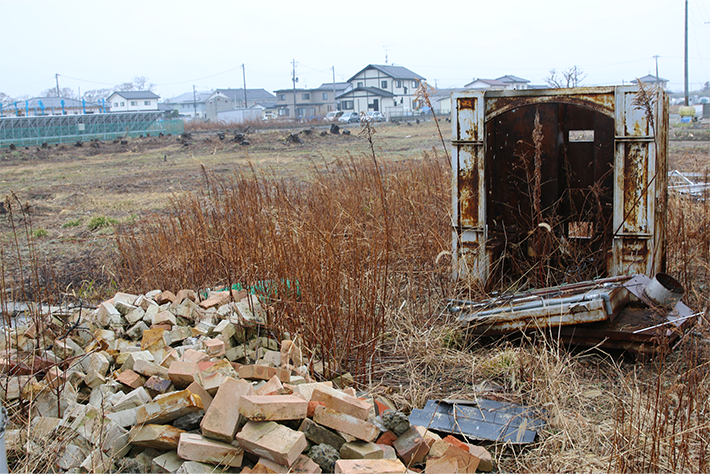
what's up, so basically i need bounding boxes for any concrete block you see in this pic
[186,381,213,411]
[260,350,281,367]
[177,432,243,467]
[182,348,209,364]
[239,394,308,421]
[154,310,177,327]
[100,420,131,458]
[125,306,146,325]
[201,377,254,442]
[152,450,184,473]
[289,382,333,402]
[58,443,89,470]
[164,326,192,346]
[129,423,185,450]
[333,459,407,474]
[257,455,323,473]
[133,358,170,379]
[313,406,379,443]
[376,444,397,459]
[203,338,225,357]
[144,375,173,395]
[467,444,494,472]
[236,420,308,467]
[126,320,149,340]
[106,407,137,428]
[96,302,121,328]
[298,418,346,450]
[311,385,371,421]
[113,386,152,412]
[280,340,303,367]
[120,350,155,371]
[136,388,204,425]
[392,425,429,464]
[80,449,114,473]
[340,441,384,460]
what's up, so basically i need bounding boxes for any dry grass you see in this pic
[4,114,710,472]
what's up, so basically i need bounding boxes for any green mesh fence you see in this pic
[0,113,184,148]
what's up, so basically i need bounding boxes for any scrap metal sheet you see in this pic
[408,399,545,444]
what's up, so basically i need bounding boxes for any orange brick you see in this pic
[311,385,372,421]
[201,377,254,442]
[117,369,146,389]
[168,360,198,388]
[376,431,397,446]
[334,459,407,473]
[236,421,308,467]
[312,406,379,443]
[443,435,468,451]
[308,401,326,418]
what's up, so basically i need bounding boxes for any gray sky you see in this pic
[2,0,709,99]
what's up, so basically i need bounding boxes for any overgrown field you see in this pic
[3,118,710,472]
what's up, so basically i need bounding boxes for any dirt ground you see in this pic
[0,120,445,292]
[1,118,708,294]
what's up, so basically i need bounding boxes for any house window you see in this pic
[120,102,125,106]
[113,102,118,107]
[278,108,289,116]
[278,94,286,101]
[381,80,387,89]
[302,93,310,100]
[396,80,402,88]
[357,82,363,88]
[343,100,354,110]
[144,100,151,106]
[130,101,137,106]
[322,92,328,100]
[412,81,418,88]
[296,107,305,117]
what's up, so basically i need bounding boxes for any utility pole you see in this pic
[292,59,298,122]
[55,73,60,97]
[653,55,660,87]
[242,64,248,109]
[193,85,198,117]
[685,0,689,106]
[332,66,337,111]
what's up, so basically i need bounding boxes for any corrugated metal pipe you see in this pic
[449,292,613,320]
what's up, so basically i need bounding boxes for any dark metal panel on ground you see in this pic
[409,399,545,444]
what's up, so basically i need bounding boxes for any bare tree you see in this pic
[40,87,78,99]
[545,66,586,88]
[132,76,156,92]
[82,87,114,103]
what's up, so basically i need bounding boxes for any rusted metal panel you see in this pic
[452,86,667,288]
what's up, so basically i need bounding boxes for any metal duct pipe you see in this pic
[644,273,685,310]
[453,292,613,320]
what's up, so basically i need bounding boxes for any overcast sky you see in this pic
[2,0,709,99]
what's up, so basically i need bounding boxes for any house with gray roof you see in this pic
[107,91,160,112]
[465,75,531,90]
[336,64,425,118]
[205,88,277,121]
[631,74,669,90]
[275,82,350,120]
[163,90,214,118]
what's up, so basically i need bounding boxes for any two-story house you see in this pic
[107,91,160,112]
[163,90,214,118]
[464,75,530,90]
[275,83,350,120]
[335,65,425,118]
[205,88,277,121]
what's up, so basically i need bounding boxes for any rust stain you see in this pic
[459,160,479,227]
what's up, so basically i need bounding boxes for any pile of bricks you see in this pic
[1,288,495,473]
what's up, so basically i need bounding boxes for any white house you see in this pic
[631,74,669,90]
[107,91,160,112]
[163,90,213,118]
[464,75,530,90]
[336,64,425,117]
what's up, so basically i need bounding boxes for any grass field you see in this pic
[3,117,710,472]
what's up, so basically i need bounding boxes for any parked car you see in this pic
[262,112,277,121]
[323,111,345,122]
[363,111,386,122]
[339,112,360,123]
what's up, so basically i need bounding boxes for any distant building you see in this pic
[107,91,160,112]
[335,64,425,118]
[206,89,277,121]
[631,74,669,90]
[163,90,214,118]
[275,82,350,120]
[5,97,103,116]
[465,75,530,90]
